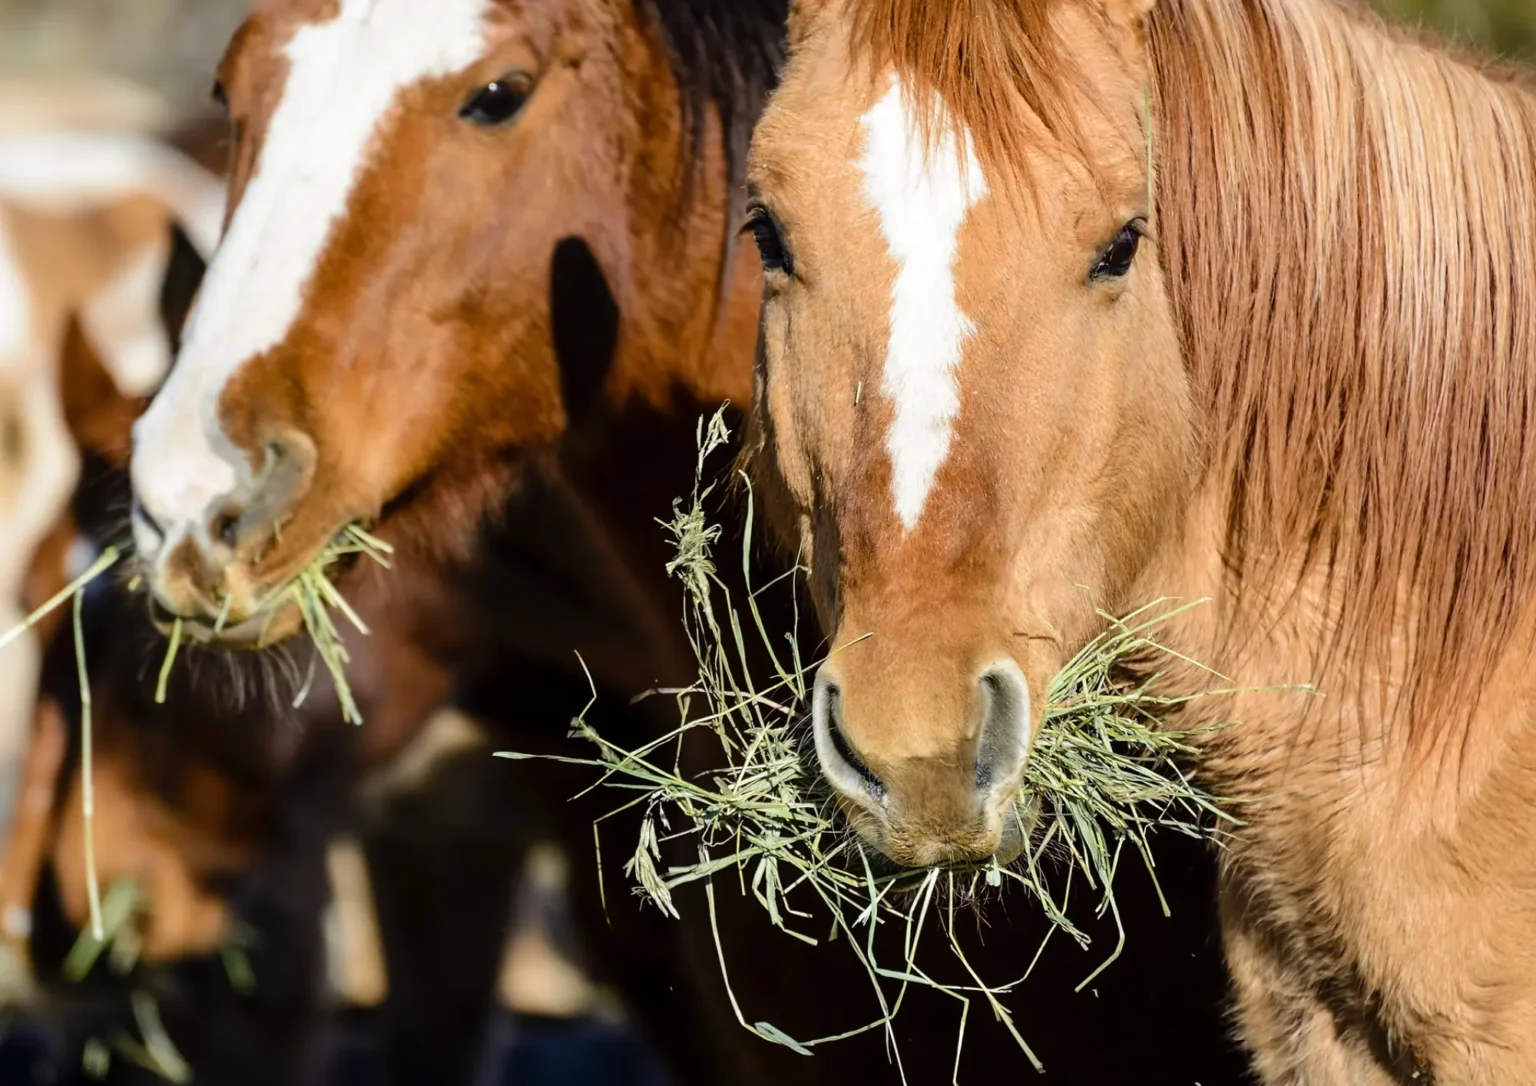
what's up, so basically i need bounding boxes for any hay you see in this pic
[284,524,393,725]
[0,523,388,1081]
[64,878,192,1084]
[0,521,388,955]
[79,988,193,1084]
[150,522,394,724]
[498,411,1276,1079]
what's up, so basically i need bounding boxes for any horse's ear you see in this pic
[59,313,141,466]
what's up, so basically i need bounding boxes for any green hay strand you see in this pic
[498,411,1285,1077]
[0,545,119,654]
[63,879,205,1082]
[82,1038,110,1079]
[287,524,393,725]
[73,584,103,944]
[0,545,120,949]
[117,990,191,1085]
[62,879,142,982]
[154,618,181,705]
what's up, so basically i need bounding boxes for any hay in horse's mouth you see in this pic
[146,523,393,724]
[0,523,390,993]
[497,410,1266,1074]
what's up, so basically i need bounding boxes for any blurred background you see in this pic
[0,0,1532,127]
[1382,0,1536,59]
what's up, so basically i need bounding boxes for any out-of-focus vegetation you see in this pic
[1377,0,1536,60]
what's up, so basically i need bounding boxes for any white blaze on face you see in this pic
[130,0,493,558]
[857,80,988,532]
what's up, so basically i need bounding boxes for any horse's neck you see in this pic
[561,190,761,613]
[1145,0,1536,763]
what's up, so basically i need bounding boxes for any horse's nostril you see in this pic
[812,672,886,798]
[212,508,242,549]
[975,659,1032,795]
[197,427,318,554]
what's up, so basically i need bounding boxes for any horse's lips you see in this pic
[153,600,303,650]
[993,804,1031,866]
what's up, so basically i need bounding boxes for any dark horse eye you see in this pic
[211,80,228,110]
[1091,220,1146,281]
[460,72,532,127]
[746,207,793,277]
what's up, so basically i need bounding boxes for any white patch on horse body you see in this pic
[79,233,175,397]
[0,133,225,256]
[0,600,40,853]
[0,210,64,853]
[857,80,988,531]
[0,213,30,368]
[1,212,79,621]
[131,0,492,554]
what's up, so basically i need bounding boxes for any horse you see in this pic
[743,0,1536,1080]
[0,129,418,1081]
[0,153,590,1083]
[0,131,225,967]
[122,1,1251,1082]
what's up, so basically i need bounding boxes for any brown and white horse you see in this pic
[119,1,803,1080]
[126,0,767,664]
[0,130,224,934]
[123,1,1256,1083]
[746,0,1536,1080]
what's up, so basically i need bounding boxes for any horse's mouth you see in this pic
[148,594,303,649]
[851,797,1037,878]
[142,520,370,651]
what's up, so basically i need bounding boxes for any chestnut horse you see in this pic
[124,1,1251,1083]
[746,0,1536,1081]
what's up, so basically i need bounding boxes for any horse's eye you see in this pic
[1091,220,1145,282]
[211,81,228,110]
[746,207,793,277]
[460,73,532,127]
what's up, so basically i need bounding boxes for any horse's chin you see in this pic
[857,801,1034,875]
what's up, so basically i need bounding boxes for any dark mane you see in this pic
[631,0,788,191]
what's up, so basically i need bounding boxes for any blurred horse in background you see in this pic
[0,123,224,968]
